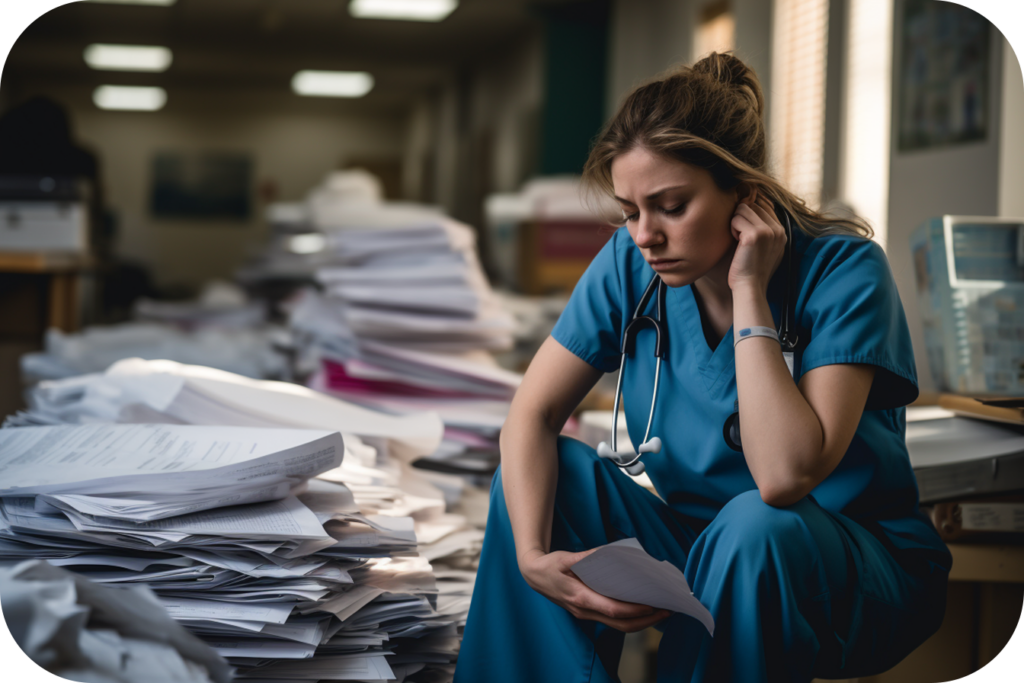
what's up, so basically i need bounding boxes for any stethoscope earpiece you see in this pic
[638,437,661,454]
[597,438,656,476]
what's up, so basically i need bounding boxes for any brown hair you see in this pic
[582,52,872,240]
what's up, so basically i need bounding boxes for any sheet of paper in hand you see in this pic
[570,538,714,636]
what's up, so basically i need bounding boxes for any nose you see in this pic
[633,212,663,249]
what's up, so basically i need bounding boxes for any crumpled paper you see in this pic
[0,560,231,683]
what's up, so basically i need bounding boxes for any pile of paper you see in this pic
[289,217,515,355]
[5,358,482,681]
[302,338,518,478]
[271,204,520,478]
[0,424,420,677]
[133,281,266,331]
[20,323,288,384]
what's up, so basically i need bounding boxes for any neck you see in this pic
[692,242,735,311]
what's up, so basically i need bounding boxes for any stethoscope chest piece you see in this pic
[723,401,743,452]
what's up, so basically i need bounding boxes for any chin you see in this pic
[655,271,698,288]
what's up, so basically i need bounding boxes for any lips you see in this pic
[647,259,682,272]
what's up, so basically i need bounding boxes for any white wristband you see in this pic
[734,326,780,347]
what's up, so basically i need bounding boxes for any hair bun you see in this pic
[693,52,764,117]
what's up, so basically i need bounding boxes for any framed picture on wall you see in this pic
[896,0,990,153]
[150,151,252,220]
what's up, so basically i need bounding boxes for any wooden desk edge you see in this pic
[947,543,1024,583]
[0,251,93,273]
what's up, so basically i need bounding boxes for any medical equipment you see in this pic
[598,209,798,473]
[911,215,1024,395]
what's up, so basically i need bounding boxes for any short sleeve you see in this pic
[799,237,919,410]
[550,229,627,373]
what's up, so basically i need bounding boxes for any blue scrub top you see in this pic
[552,226,939,552]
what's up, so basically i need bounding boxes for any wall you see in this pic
[733,0,774,136]
[607,0,772,125]
[540,3,609,176]
[886,1,1013,392]
[481,33,545,194]
[607,0,693,115]
[403,29,545,214]
[999,36,1024,218]
[11,87,408,291]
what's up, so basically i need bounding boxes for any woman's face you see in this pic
[611,147,739,288]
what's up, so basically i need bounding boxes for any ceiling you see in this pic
[2,0,572,113]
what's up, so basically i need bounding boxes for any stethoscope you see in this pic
[597,209,799,475]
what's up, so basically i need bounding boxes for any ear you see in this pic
[735,182,759,205]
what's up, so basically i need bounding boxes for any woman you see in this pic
[455,53,951,683]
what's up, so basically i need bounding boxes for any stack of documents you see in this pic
[307,340,519,477]
[288,218,515,355]
[0,425,416,677]
[276,211,521,477]
[6,358,482,680]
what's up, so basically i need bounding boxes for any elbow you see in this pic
[759,483,808,508]
[757,472,817,508]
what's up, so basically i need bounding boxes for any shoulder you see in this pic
[588,226,646,280]
[606,225,638,259]
[801,231,885,267]
[798,231,891,287]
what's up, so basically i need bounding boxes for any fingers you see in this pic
[563,584,672,632]
[572,587,658,620]
[562,547,599,566]
[735,201,781,231]
[573,606,673,633]
[562,573,664,620]
[532,551,675,633]
[733,204,786,246]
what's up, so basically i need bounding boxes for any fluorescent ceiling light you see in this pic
[87,0,177,6]
[84,44,172,72]
[92,85,167,111]
[291,71,374,98]
[349,0,458,22]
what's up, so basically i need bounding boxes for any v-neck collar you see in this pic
[672,261,791,394]
[675,284,735,393]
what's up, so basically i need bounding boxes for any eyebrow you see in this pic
[613,184,690,205]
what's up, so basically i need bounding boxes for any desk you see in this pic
[0,251,91,417]
[838,543,1024,683]
[0,251,90,332]
[948,543,1024,583]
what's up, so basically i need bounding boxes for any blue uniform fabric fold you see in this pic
[455,438,950,683]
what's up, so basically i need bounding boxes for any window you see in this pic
[771,0,830,210]
[840,0,894,248]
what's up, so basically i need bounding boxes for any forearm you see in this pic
[732,285,824,505]
[499,407,560,569]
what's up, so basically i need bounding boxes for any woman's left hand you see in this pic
[728,193,787,294]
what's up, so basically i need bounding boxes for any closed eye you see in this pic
[623,204,683,222]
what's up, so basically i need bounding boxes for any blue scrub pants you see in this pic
[455,437,950,683]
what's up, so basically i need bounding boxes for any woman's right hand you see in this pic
[518,548,672,633]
